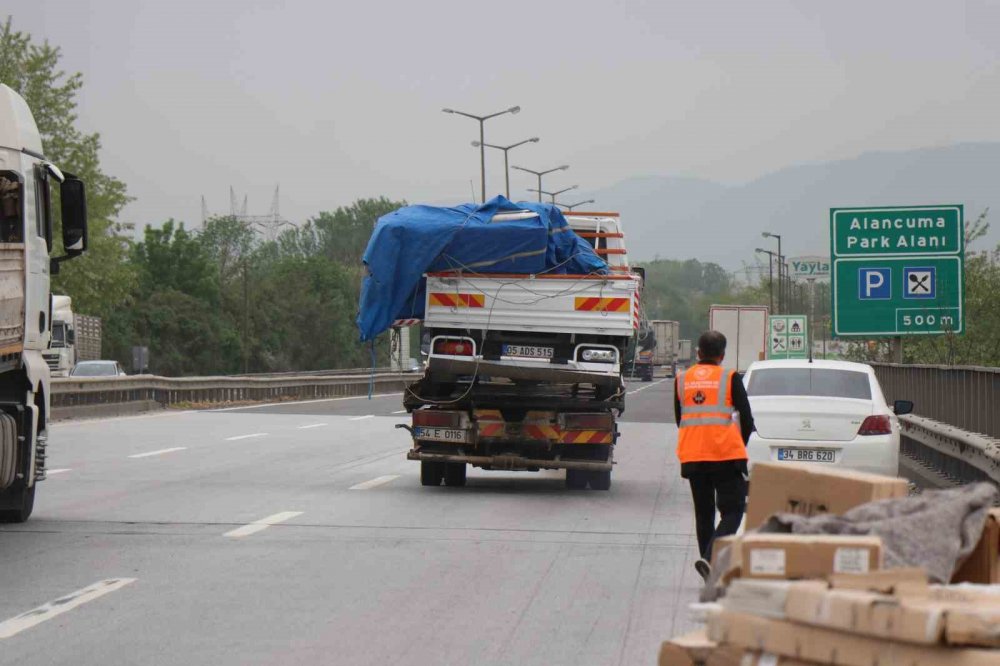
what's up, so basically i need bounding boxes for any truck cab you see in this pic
[44,294,76,377]
[0,84,88,521]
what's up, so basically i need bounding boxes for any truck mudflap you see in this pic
[406,449,613,472]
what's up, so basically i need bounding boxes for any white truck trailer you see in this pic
[708,305,769,373]
[649,319,680,371]
[0,84,89,521]
[400,211,640,490]
[43,294,74,376]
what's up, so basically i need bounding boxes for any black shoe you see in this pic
[694,558,712,582]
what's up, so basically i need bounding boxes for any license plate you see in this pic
[415,427,469,443]
[501,344,554,359]
[777,448,836,463]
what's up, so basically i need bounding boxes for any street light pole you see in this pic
[471,137,539,199]
[762,232,783,313]
[527,184,578,204]
[755,248,777,313]
[512,164,569,202]
[557,199,596,211]
[442,105,521,203]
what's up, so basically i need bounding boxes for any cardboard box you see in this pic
[719,534,883,584]
[828,567,928,594]
[746,462,909,529]
[658,630,716,666]
[708,610,1000,666]
[740,654,819,666]
[953,509,1000,584]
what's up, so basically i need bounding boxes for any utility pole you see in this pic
[443,105,521,202]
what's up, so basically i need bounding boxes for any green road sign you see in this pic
[768,315,808,359]
[831,205,964,337]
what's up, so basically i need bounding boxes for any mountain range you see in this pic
[579,143,1000,270]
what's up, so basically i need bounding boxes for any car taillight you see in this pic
[858,415,892,436]
[561,412,615,430]
[413,410,461,428]
[433,339,474,356]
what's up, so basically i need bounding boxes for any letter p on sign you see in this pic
[859,268,891,300]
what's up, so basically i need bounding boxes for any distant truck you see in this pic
[649,319,680,373]
[678,339,692,366]
[625,321,656,382]
[708,305,769,373]
[42,295,102,376]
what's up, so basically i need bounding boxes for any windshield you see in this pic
[51,323,66,347]
[746,368,872,400]
[71,362,118,377]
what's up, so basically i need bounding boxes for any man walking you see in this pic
[674,330,755,581]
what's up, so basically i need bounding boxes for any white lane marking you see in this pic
[628,377,670,395]
[209,392,404,413]
[0,578,136,640]
[350,474,400,490]
[297,423,328,430]
[225,433,268,441]
[392,410,407,415]
[128,447,187,459]
[349,415,374,421]
[224,511,303,538]
[46,468,72,475]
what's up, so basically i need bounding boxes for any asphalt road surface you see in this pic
[0,377,698,666]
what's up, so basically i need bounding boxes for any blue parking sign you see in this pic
[858,267,891,300]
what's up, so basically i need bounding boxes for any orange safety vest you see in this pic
[676,363,747,464]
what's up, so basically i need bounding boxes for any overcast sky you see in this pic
[9,1,1000,235]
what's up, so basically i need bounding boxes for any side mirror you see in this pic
[60,177,88,256]
[632,266,646,283]
[893,400,914,416]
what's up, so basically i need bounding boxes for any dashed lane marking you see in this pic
[128,447,187,459]
[297,423,328,430]
[225,433,269,441]
[0,578,137,640]
[392,410,407,415]
[349,475,400,490]
[46,468,72,475]
[349,415,375,421]
[224,511,303,538]
[627,377,670,395]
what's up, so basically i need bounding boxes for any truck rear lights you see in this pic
[580,348,617,363]
[858,415,892,436]
[433,339,474,356]
[561,412,615,431]
[413,410,462,428]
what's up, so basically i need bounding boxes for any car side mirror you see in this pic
[893,400,914,416]
[60,177,88,256]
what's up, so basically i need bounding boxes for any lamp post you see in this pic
[442,105,521,203]
[762,232,783,313]
[557,199,596,211]
[471,137,539,199]
[527,184,578,204]
[755,248,777,313]
[512,164,569,202]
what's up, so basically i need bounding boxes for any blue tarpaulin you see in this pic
[357,196,607,341]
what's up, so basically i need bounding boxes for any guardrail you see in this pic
[50,372,416,419]
[898,414,1000,487]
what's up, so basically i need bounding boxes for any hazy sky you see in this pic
[9,1,1000,238]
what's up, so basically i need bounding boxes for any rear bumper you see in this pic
[746,433,900,477]
[407,449,613,472]
[427,356,621,387]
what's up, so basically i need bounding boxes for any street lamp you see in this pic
[470,137,539,199]
[527,184,578,204]
[762,231,783,313]
[511,164,569,202]
[442,105,521,203]
[557,199,596,211]
[755,248,778,313]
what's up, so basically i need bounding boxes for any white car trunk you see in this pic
[750,396,874,442]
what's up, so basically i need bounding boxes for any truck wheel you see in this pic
[443,463,467,487]
[0,484,35,523]
[589,470,612,491]
[420,461,445,486]
[565,469,587,490]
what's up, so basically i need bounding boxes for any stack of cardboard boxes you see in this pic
[658,463,1000,666]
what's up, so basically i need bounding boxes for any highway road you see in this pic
[0,377,698,666]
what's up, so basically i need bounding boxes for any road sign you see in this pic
[789,256,830,280]
[768,315,808,359]
[831,206,964,337]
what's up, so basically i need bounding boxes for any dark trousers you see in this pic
[688,465,747,560]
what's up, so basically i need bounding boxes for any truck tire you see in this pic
[589,470,612,491]
[0,484,34,523]
[565,469,587,490]
[0,412,16,490]
[443,463,467,487]
[420,460,445,487]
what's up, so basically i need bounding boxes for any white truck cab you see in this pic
[0,83,88,521]
[44,294,76,377]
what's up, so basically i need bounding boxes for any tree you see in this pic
[0,17,134,317]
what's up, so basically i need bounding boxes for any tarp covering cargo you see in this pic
[357,196,607,341]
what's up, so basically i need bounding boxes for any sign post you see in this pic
[831,205,964,338]
[768,315,809,360]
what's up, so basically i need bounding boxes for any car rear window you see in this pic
[746,368,872,400]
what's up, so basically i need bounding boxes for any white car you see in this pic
[743,359,913,478]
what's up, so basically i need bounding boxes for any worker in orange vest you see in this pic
[674,330,755,581]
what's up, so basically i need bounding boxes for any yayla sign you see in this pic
[789,256,830,279]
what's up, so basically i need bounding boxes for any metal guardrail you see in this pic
[899,414,1000,486]
[51,372,416,411]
